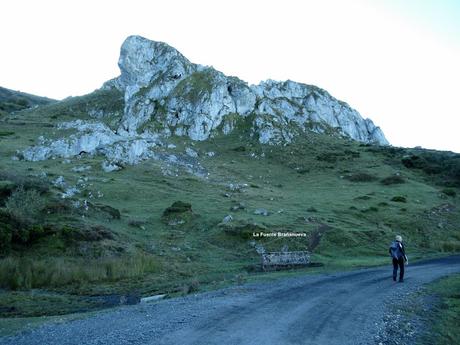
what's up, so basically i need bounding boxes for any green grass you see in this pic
[417,274,460,345]
[0,254,160,290]
[0,92,459,323]
[169,68,217,104]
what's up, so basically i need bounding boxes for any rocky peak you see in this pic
[20,35,389,169]
[113,35,388,145]
[117,36,197,133]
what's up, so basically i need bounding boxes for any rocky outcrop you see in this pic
[20,35,388,169]
[114,35,388,145]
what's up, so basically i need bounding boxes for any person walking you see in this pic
[389,235,408,282]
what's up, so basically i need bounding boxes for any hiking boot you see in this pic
[399,279,404,283]
[393,276,397,282]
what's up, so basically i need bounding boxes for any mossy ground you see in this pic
[0,93,459,330]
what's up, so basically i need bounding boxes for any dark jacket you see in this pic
[389,241,407,261]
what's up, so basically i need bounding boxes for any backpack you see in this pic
[389,241,402,259]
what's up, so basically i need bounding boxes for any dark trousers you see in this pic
[392,257,405,281]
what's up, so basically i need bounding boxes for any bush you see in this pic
[381,175,405,185]
[317,152,340,163]
[163,201,192,215]
[183,279,200,294]
[401,152,460,187]
[354,195,372,200]
[345,172,378,182]
[162,201,193,224]
[220,220,267,239]
[232,145,246,152]
[0,223,12,253]
[61,224,114,242]
[5,186,45,226]
[391,196,407,203]
[92,203,121,219]
[442,188,457,197]
[0,181,15,205]
[361,206,379,213]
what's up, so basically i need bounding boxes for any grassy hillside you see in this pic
[0,86,55,116]
[0,91,459,318]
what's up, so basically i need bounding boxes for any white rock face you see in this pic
[21,35,389,170]
[115,36,388,145]
[117,36,196,134]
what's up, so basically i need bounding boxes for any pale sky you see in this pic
[2,0,459,152]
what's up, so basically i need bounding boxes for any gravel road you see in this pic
[2,256,459,345]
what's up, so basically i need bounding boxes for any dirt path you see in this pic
[2,256,459,345]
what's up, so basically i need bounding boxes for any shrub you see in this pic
[316,152,339,163]
[0,181,15,206]
[128,219,146,228]
[232,145,246,152]
[354,195,372,200]
[92,203,121,219]
[5,186,45,226]
[61,224,114,242]
[361,206,379,213]
[345,172,378,182]
[391,196,407,203]
[381,175,405,185]
[183,279,200,294]
[401,152,460,187]
[0,171,49,193]
[163,201,192,216]
[442,188,456,197]
[0,222,12,252]
[162,201,193,224]
[220,220,267,239]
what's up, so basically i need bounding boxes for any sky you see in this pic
[1,0,459,152]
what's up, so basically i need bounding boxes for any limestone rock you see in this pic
[21,35,389,170]
[114,36,388,145]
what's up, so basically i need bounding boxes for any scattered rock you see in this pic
[230,202,246,211]
[102,161,122,172]
[62,187,79,198]
[228,183,248,192]
[185,147,198,157]
[222,215,233,223]
[71,165,92,173]
[254,208,270,216]
[53,176,66,188]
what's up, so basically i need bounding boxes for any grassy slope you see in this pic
[0,86,55,115]
[0,91,459,323]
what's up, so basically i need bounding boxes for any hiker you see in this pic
[389,235,408,282]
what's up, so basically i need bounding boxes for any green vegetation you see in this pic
[380,174,405,185]
[417,274,460,345]
[391,196,407,203]
[344,172,378,182]
[0,86,55,114]
[170,68,217,103]
[0,91,459,323]
[0,254,159,291]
